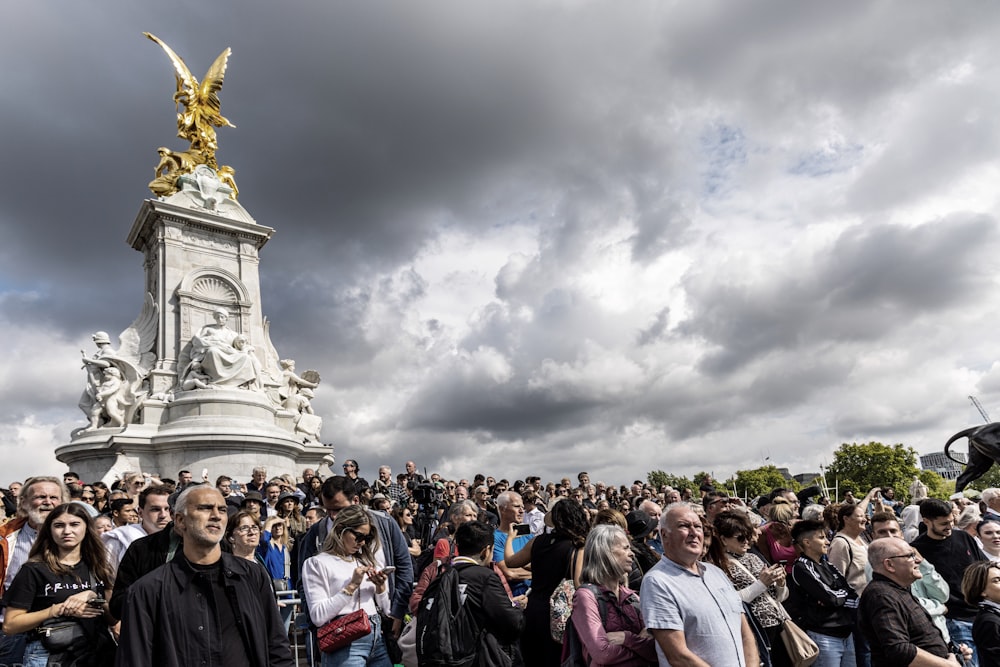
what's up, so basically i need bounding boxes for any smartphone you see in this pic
[87,598,106,608]
[380,566,396,575]
[514,523,531,536]
[777,560,787,567]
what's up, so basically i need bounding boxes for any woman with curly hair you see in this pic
[2,503,115,667]
[504,497,592,667]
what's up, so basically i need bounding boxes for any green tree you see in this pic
[647,470,695,491]
[964,465,1000,492]
[724,465,800,500]
[825,441,927,501]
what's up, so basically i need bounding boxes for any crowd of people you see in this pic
[0,463,998,666]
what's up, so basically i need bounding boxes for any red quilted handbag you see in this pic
[318,607,371,653]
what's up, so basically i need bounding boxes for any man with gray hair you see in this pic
[246,466,267,494]
[0,476,68,665]
[117,485,293,667]
[981,488,1000,522]
[641,503,758,666]
[859,537,966,666]
[493,491,531,596]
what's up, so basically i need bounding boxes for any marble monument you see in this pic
[55,35,332,482]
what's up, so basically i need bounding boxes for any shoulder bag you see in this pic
[318,586,372,653]
[549,547,581,642]
[730,556,817,667]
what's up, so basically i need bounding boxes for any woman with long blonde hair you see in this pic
[301,505,391,666]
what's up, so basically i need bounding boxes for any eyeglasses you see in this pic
[344,528,372,544]
[709,498,734,506]
[885,552,918,562]
[235,525,261,535]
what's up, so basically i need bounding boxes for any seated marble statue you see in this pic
[188,308,262,390]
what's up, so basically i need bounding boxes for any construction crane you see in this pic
[970,395,991,423]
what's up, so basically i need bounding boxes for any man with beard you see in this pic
[911,498,987,665]
[641,504,758,667]
[117,486,293,667]
[0,476,68,665]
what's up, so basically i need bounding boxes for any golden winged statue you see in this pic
[144,33,239,198]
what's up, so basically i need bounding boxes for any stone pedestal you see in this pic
[57,186,332,481]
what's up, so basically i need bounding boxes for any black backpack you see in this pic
[416,565,480,667]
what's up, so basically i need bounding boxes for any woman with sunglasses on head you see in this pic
[2,503,115,667]
[302,504,391,667]
[709,510,791,666]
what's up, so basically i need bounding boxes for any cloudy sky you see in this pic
[3,1,1000,487]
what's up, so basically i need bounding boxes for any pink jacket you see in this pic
[570,584,656,666]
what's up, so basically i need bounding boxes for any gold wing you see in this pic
[143,32,199,103]
[199,48,235,128]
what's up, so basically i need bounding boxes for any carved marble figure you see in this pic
[908,475,928,502]
[279,359,320,403]
[185,308,262,390]
[285,387,323,443]
[77,295,158,431]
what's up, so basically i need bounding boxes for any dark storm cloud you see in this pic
[4,1,1000,484]
[682,214,999,376]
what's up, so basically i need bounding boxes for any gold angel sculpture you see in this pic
[143,32,239,198]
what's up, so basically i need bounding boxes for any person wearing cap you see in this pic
[241,491,267,521]
[626,510,660,576]
[274,491,307,547]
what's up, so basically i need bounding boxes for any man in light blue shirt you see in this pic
[641,503,758,666]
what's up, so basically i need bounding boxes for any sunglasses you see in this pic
[82,495,96,502]
[344,528,372,544]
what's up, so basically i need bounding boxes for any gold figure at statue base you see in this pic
[144,32,239,199]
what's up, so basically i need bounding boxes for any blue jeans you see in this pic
[321,613,391,667]
[0,631,26,667]
[806,630,855,667]
[21,640,48,667]
[947,618,978,667]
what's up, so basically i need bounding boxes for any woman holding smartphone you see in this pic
[2,503,115,667]
[301,504,391,667]
[709,510,791,666]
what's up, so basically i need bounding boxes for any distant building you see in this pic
[920,451,967,480]
[793,472,822,486]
